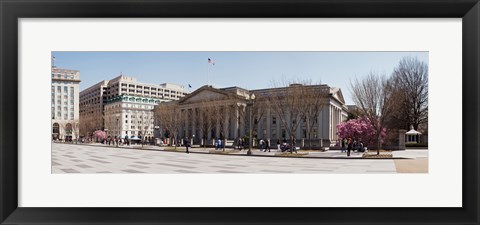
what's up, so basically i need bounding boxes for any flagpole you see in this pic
[207,59,209,86]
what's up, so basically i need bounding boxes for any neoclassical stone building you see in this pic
[154,84,348,147]
[51,67,81,141]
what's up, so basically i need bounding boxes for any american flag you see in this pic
[208,58,215,65]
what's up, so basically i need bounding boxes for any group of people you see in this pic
[215,138,224,150]
[235,137,298,153]
[259,139,271,152]
[75,136,133,146]
[236,138,245,150]
[277,137,298,153]
[340,138,365,156]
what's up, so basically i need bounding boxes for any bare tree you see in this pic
[155,102,181,149]
[104,115,117,138]
[350,72,395,155]
[197,101,217,149]
[389,57,428,131]
[72,119,80,144]
[138,112,151,148]
[268,80,308,150]
[301,82,329,149]
[80,117,96,138]
[213,104,236,151]
[248,94,266,148]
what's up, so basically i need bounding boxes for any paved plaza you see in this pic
[52,143,428,174]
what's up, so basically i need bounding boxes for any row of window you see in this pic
[127,125,153,130]
[119,83,183,94]
[51,73,76,79]
[80,88,104,100]
[105,103,155,110]
[121,131,152,135]
[52,86,75,95]
[52,81,76,85]
[117,90,180,98]
[125,114,153,119]
[52,99,74,105]
[51,112,75,120]
[123,120,154,124]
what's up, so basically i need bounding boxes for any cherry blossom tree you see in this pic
[350,73,395,154]
[336,117,386,148]
[92,130,106,142]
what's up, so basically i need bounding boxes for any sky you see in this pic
[52,51,428,105]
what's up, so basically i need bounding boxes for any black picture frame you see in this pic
[1,0,479,224]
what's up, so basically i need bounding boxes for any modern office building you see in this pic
[79,80,109,137]
[79,75,186,138]
[154,84,348,147]
[51,67,81,141]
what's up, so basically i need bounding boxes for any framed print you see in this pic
[1,0,479,224]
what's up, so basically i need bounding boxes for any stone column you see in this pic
[199,109,204,141]
[233,105,239,139]
[398,129,406,150]
[184,109,189,138]
[178,109,184,138]
[317,110,322,141]
[296,115,301,140]
[329,105,333,141]
[286,109,291,139]
[276,113,281,141]
[224,105,230,139]
[239,105,245,137]
[191,108,196,141]
[266,107,271,139]
[256,108,261,139]
[215,107,221,139]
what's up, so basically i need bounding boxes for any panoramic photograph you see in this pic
[51,51,428,174]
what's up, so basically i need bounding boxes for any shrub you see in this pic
[406,143,428,147]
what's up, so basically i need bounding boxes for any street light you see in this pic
[104,128,108,145]
[116,118,119,147]
[154,125,160,146]
[247,93,256,156]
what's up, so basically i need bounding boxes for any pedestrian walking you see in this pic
[277,140,281,152]
[184,137,190,154]
[341,138,347,153]
[292,137,297,153]
[238,138,243,150]
[264,139,271,152]
[347,138,353,157]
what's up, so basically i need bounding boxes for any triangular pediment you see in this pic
[179,86,231,104]
[331,88,346,104]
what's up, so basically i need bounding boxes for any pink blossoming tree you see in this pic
[92,130,106,142]
[336,117,386,148]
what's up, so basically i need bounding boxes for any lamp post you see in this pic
[247,93,256,156]
[104,128,108,145]
[154,125,160,146]
[116,118,119,147]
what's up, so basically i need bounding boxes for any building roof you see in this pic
[329,87,346,105]
[406,129,422,135]
[177,85,247,104]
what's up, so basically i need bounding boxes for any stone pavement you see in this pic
[64,142,424,159]
[52,143,428,174]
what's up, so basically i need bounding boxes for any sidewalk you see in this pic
[58,142,422,159]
